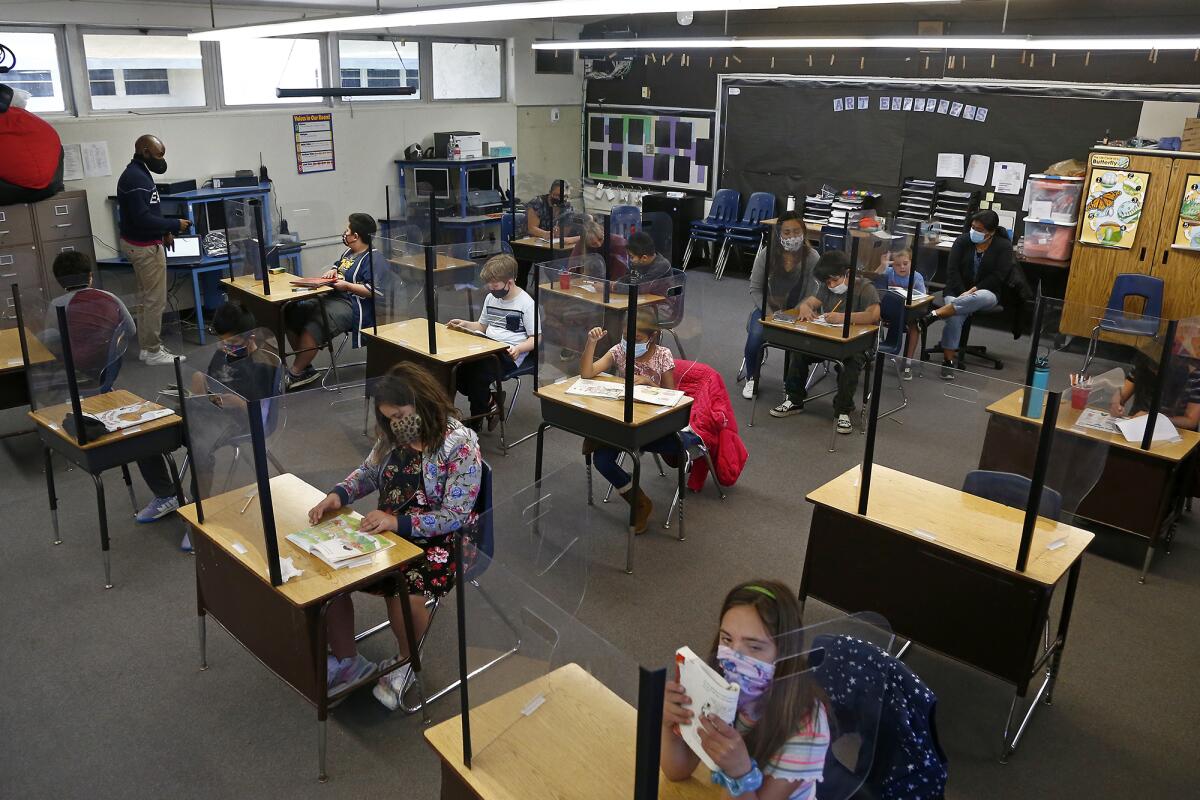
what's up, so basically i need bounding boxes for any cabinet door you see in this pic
[1152,157,1200,322]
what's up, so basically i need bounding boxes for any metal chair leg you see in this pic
[700,446,727,500]
[652,453,667,478]
[120,464,138,513]
[93,473,112,589]
[666,328,687,361]
[682,238,694,271]
[603,451,627,503]
[1081,324,1101,377]
[44,446,61,545]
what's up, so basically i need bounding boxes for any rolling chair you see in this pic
[714,192,776,280]
[683,189,739,271]
[1082,273,1165,376]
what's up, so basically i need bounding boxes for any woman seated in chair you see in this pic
[309,362,482,709]
[282,212,379,391]
[525,179,578,245]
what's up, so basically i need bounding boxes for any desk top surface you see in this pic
[0,327,53,374]
[29,389,181,450]
[539,282,666,310]
[510,236,573,252]
[808,465,1093,585]
[424,663,716,800]
[177,473,424,608]
[221,274,330,303]
[987,389,1200,463]
[537,374,693,428]
[387,253,477,271]
[365,319,509,364]
[761,316,879,343]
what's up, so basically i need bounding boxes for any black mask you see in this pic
[489,287,508,299]
[140,154,168,174]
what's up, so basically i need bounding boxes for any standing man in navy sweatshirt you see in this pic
[117,134,191,365]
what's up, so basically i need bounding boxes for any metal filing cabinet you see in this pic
[0,190,95,323]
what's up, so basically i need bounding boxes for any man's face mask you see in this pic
[140,152,168,174]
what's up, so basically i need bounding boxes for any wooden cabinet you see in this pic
[0,190,95,324]
[1064,149,1200,336]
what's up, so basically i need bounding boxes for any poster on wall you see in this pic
[585,105,714,193]
[1174,174,1200,249]
[293,113,335,174]
[1080,154,1148,249]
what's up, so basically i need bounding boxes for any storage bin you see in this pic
[1022,218,1076,261]
[1027,175,1085,224]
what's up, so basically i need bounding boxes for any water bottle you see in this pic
[785,194,796,211]
[1027,354,1050,419]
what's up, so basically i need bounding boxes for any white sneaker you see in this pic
[142,348,184,366]
[328,654,377,696]
[836,414,854,434]
[901,366,913,381]
[741,379,756,400]
[373,664,413,711]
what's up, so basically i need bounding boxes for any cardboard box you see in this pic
[1183,118,1200,152]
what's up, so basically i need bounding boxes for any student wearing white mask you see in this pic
[741,212,820,400]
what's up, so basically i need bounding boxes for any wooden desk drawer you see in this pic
[0,205,36,247]
[0,245,44,289]
[34,194,92,243]
[41,235,96,264]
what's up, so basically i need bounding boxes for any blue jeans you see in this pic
[939,290,998,351]
[592,432,700,490]
[744,307,766,381]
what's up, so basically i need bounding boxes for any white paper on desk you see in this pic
[964,154,990,186]
[991,161,1026,195]
[62,144,85,181]
[279,556,303,583]
[1114,414,1182,444]
[936,153,965,179]
[81,141,111,178]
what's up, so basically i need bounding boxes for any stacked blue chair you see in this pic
[682,188,740,271]
[714,191,776,280]
[608,204,640,240]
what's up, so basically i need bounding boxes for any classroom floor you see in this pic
[2,268,1198,798]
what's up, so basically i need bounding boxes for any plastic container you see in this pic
[1027,356,1050,419]
[1027,174,1085,224]
[1022,218,1077,261]
[1071,385,1093,410]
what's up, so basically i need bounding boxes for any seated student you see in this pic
[579,308,680,534]
[770,251,881,435]
[569,217,628,280]
[661,580,830,800]
[614,231,673,292]
[134,302,277,535]
[743,212,820,400]
[44,251,136,390]
[307,363,482,708]
[282,213,379,391]
[447,254,537,429]
[1110,348,1200,431]
[876,247,926,378]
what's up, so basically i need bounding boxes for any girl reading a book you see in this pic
[308,362,482,709]
[662,581,830,800]
[579,308,683,534]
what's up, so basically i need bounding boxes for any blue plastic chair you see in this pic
[609,205,640,240]
[821,226,850,254]
[1083,273,1165,374]
[497,358,538,453]
[962,469,1063,521]
[872,291,909,419]
[714,192,776,280]
[500,210,527,254]
[683,189,740,270]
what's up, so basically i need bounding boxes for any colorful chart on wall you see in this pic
[585,105,714,193]
[1174,174,1200,250]
[1080,154,1149,249]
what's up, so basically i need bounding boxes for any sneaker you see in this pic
[901,366,913,381]
[836,414,854,434]
[142,348,183,366]
[284,366,322,391]
[940,360,956,381]
[770,398,804,418]
[329,654,377,696]
[741,379,756,400]
[136,495,180,523]
[486,399,502,432]
[372,664,414,711]
[558,347,578,362]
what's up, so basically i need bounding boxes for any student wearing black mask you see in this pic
[116,134,192,366]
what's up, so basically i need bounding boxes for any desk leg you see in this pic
[93,473,112,589]
[534,422,548,484]
[198,613,208,670]
[317,719,327,784]
[626,457,641,574]
[672,432,686,542]
[120,464,138,514]
[585,453,594,505]
[1045,559,1081,707]
[192,268,206,345]
[44,447,61,545]
[317,301,340,387]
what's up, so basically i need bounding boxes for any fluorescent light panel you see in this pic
[188,0,959,41]
[533,36,1200,51]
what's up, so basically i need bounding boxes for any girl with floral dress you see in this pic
[308,362,482,709]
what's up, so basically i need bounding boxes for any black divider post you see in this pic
[842,261,856,339]
[760,222,776,323]
[55,304,89,447]
[224,218,235,281]
[384,184,391,226]
[251,198,270,295]
[858,351,886,515]
[1142,319,1178,451]
[368,243,378,335]
[556,177,565,251]
[1016,390,1061,572]
[173,357,204,525]
[11,285,38,413]
[454,530,473,768]
[634,666,667,800]
[624,284,638,424]
[1020,297,1046,417]
[247,398,283,586]
[602,213,612,305]
[425,203,439,355]
[507,162,517,248]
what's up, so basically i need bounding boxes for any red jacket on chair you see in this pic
[676,359,748,492]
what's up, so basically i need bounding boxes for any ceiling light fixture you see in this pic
[187,0,959,41]
[531,35,1200,52]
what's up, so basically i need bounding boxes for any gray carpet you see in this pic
[2,268,1198,798]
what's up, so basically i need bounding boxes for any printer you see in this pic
[467,189,506,215]
[434,131,482,159]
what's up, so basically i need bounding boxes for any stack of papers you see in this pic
[1113,414,1182,445]
[802,194,832,228]
[931,189,978,238]
[565,378,685,407]
[894,178,941,235]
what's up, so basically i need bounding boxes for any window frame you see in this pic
[333,34,424,105]
[0,25,75,116]
[215,33,331,110]
[76,27,210,115]
[429,37,507,103]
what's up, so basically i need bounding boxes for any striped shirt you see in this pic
[477,289,537,366]
[734,701,830,800]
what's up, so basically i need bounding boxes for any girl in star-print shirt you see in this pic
[309,362,482,710]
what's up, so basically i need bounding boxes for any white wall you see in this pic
[1137,101,1200,140]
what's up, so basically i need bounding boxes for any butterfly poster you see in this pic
[1080,161,1150,250]
[1173,174,1200,250]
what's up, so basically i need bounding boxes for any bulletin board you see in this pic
[585,105,715,193]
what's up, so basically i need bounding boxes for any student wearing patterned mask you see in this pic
[308,363,482,708]
[741,212,820,400]
[662,580,830,800]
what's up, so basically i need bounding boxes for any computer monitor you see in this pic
[413,167,450,200]
[466,167,495,192]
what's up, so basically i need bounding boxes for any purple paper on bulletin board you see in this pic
[585,105,714,193]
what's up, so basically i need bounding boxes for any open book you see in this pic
[289,276,338,289]
[888,285,930,300]
[86,401,173,432]
[565,378,685,407]
[286,512,394,570]
[675,646,740,772]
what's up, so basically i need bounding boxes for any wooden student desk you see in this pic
[0,326,53,411]
[981,389,1200,582]
[535,375,693,574]
[804,465,1094,761]
[510,236,575,288]
[425,663,717,800]
[177,473,425,782]
[29,389,184,588]
[220,275,332,368]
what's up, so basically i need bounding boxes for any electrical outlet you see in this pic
[550,107,560,123]
[641,86,651,99]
